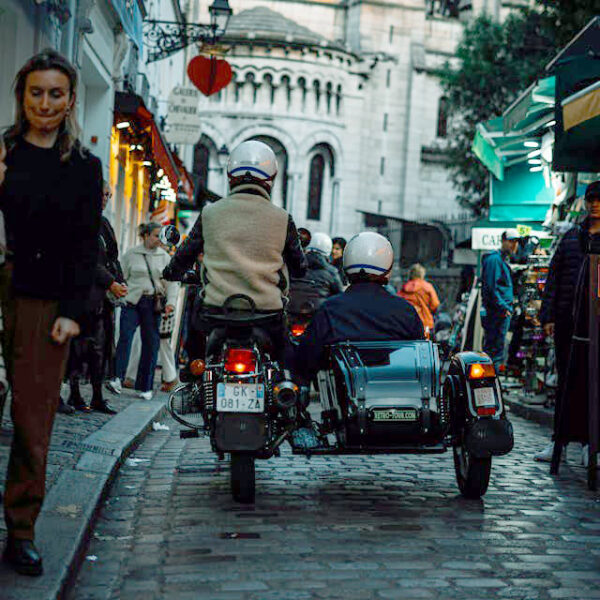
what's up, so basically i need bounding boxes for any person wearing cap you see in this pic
[292,232,424,382]
[480,229,519,371]
[535,180,600,463]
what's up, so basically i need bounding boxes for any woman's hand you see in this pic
[164,304,175,315]
[109,281,128,298]
[51,317,80,344]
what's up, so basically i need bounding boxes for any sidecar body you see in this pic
[295,340,513,498]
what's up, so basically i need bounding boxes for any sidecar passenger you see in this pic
[292,232,424,382]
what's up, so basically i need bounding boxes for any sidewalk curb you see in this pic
[0,395,167,600]
[504,395,553,429]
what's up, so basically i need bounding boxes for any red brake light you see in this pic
[291,324,307,337]
[224,349,256,373]
[468,363,495,379]
[477,407,496,416]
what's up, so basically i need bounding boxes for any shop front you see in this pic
[110,91,182,253]
[466,18,600,466]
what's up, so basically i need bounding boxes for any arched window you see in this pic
[437,96,448,138]
[307,154,325,220]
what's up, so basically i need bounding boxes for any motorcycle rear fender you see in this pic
[214,413,267,452]
[447,351,504,419]
[465,418,514,458]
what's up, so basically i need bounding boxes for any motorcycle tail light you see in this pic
[477,407,496,416]
[291,323,307,337]
[224,349,256,374]
[468,363,495,379]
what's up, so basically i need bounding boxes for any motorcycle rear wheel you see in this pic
[230,453,255,504]
[453,443,491,499]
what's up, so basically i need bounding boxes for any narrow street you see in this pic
[70,411,600,600]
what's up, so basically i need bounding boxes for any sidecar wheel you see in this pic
[230,453,255,504]
[453,443,491,499]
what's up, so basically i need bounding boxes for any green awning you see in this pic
[490,161,553,223]
[472,118,505,180]
[503,76,555,134]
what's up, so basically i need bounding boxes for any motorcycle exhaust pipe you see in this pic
[273,380,299,411]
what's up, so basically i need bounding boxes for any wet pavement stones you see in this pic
[70,409,600,600]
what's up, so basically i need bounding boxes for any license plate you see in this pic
[372,408,418,422]
[216,383,265,413]
[474,386,496,407]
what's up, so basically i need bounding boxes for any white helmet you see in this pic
[307,232,333,256]
[343,232,394,279]
[227,140,278,194]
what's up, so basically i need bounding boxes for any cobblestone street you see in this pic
[69,410,600,600]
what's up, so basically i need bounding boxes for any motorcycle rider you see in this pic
[292,232,424,382]
[162,140,307,359]
[289,232,343,315]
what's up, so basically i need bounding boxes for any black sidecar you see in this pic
[294,340,513,498]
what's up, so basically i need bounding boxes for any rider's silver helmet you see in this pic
[227,140,278,195]
[343,232,394,280]
[307,232,333,257]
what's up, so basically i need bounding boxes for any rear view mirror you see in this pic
[160,225,181,247]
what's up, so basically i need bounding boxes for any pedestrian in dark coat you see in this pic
[64,182,127,413]
[535,181,600,461]
[480,229,519,370]
[0,49,103,575]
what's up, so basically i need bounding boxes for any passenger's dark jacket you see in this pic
[290,251,343,302]
[481,249,513,314]
[0,137,102,321]
[540,220,600,328]
[294,281,424,380]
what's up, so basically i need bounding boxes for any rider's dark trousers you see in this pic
[3,295,69,540]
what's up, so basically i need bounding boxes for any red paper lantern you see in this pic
[187,55,232,97]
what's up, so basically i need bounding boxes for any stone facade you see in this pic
[181,0,470,240]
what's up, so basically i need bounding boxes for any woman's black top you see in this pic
[0,138,103,321]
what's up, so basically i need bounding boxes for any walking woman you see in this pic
[111,223,177,400]
[0,49,103,575]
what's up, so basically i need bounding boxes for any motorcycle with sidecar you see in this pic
[160,224,513,503]
[168,319,513,502]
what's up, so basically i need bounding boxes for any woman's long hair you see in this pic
[4,48,82,162]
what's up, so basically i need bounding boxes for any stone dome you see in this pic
[224,6,345,51]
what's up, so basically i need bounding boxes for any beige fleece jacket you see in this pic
[201,192,290,310]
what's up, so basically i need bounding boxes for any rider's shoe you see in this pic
[291,427,321,450]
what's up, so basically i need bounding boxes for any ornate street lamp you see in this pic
[144,0,233,63]
[209,0,233,38]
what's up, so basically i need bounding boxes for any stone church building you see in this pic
[184,0,521,247]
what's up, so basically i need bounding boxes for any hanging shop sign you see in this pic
[472,226,551,250]
[187,55,232,97]
[166,86,202,146]
[471,228,505,251]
